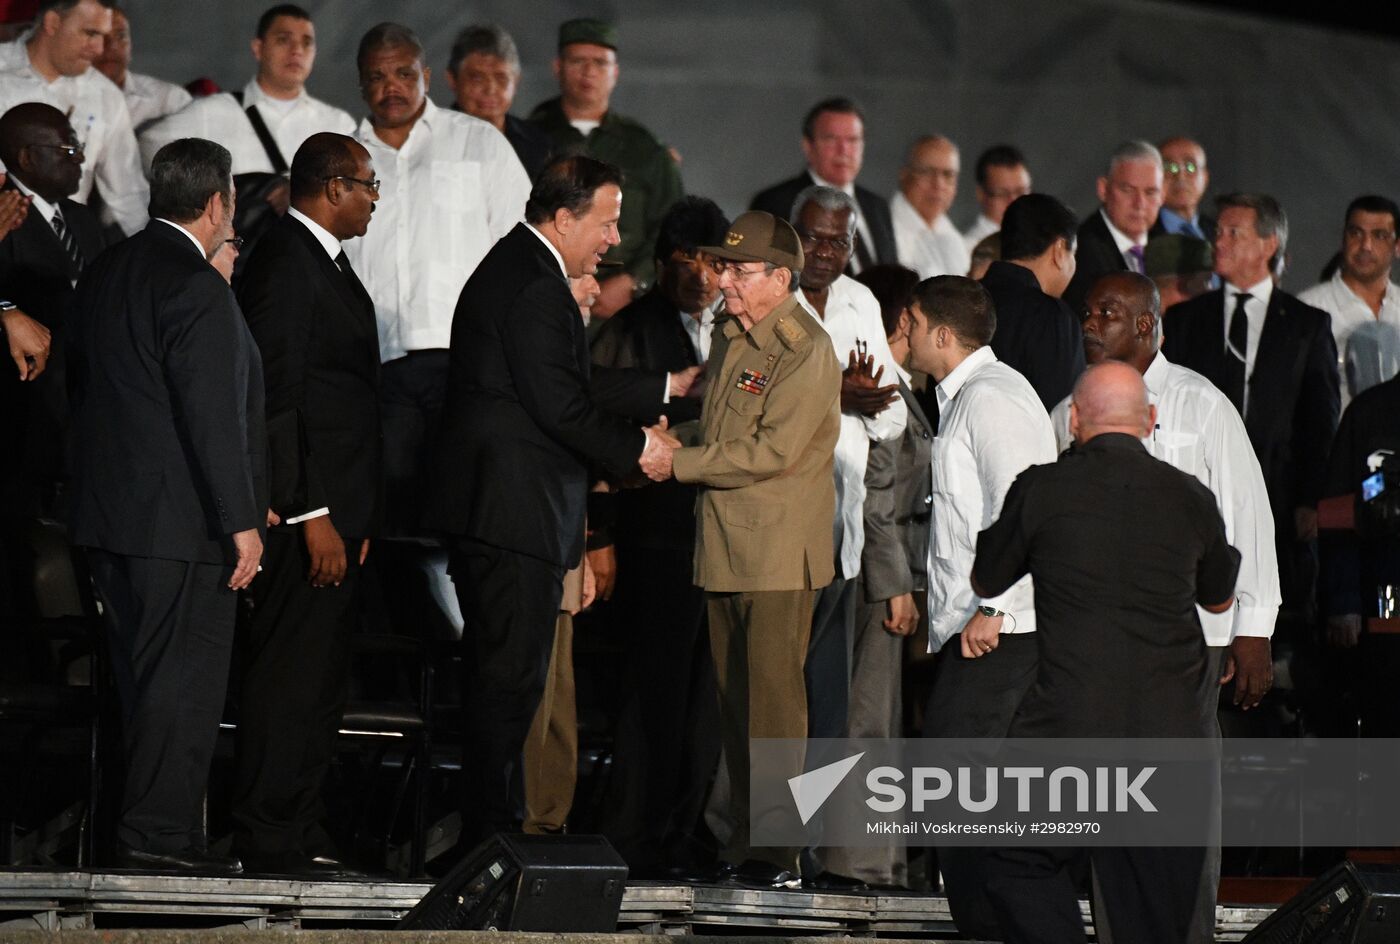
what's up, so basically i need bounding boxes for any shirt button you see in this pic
[924,494,932,505]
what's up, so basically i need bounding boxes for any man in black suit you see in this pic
[424,154,675,848]
[1063,139,1164,315]
[68,138,265,873]
[231,132,381,876]
[980,193,1084,410]
[591,195,728,877]
[1163,193,1340,632]
[750,97,897,275]
[0,102,108,515]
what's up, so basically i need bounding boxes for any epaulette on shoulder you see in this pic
[774,315,808,350]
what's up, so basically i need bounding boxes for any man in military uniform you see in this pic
[529,18,683,318]
[648,211,842,887]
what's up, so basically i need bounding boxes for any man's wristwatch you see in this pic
[977,605,1005,618]
[0,299,16,312]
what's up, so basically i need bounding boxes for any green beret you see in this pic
[558,18,617,52]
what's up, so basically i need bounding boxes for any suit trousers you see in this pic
[522,612,576,834]
[451,538,565,847]
[230,528,360,857]
[821,582,907,886]
[923,632,1039,940]
[87,549,237,854]
[986,845,1207,944]
[708,587,818,871]
[379,350,448,537]
[599,544,719,871]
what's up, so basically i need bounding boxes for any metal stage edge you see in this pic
[0,869,1273,938]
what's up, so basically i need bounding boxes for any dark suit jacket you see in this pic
[861,378,934,601]
[1063,209,1128,316]
[980,260,1085,410]
[749,170,898,269]
[504,113,553,180]
[591,289,706,551]
[424,223,646,567]
[237,215,383,540]
[0,183,107,328]
[67,221,266,565]
[1162,287,1340,537]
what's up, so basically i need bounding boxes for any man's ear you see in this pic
[1069,401,1081,441]
[1095,176,1109,206]
[421,65,431,92]
[250,37,263,66]
[42,10,63,38]
[552,206,573,235]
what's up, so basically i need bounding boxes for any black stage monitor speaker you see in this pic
[1241,862,1400,943]
[398,833,628,931]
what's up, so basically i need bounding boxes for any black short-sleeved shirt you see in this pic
[973,432,1241,738]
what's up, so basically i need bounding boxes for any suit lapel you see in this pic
[287,217,376,340]
[1246,291,1294,431]
[901,378,932,437]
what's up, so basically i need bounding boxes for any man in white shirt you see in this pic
[0,0,148,235]
[909,273,1056,940]
[1299,195,1400,407]
[343,21,529,540]
[138,4,354,176]
[788,185,906,890]
[92,5,189,132]
[1063,139,1164,315]
[961,144,1031,253]
[890,135,970,279]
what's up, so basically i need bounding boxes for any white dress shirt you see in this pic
[680,303,718,364]
[809,170,875,274]
[121,70,192,132]
[926,346,1056,653]
[1221,275,1274,415]
[891,191,972,278]
[1299,270,1400,408]
[346,99,530,363]
[1100,208,1146,273]
[138,77,354,174]
[1050,351,1280,645]
[796,275,907,579]
[962,213,998,254]
[0,37,148,235]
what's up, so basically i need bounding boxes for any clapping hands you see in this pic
[639,414,681,482]
[841,349,899,416]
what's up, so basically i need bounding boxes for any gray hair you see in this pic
[790,184,859,237]
[904,134,958,166]
[1106,139,1163,177]
[448,23,521,76]
[1216,192,1289,272]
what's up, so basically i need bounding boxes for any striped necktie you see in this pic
[51,206,84,276]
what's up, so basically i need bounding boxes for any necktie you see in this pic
[334,250,372,309]
[1223,292,1251,414]
[850,233,874,276]
[52,207,84,276]
[1126,244,1145,274]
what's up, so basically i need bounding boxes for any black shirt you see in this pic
[980,260,1086,411]
[973,433,1241,738]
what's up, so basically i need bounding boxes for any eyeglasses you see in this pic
[223,237,245,250]
[796,231,853,254]
[30,142,84,159]
[1164,160,1200,177]
[711,261,772,280]
[322,175,381,194]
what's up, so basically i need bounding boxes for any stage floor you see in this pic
[0,869,1274,938]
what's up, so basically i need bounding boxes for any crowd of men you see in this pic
[2,2,1399,941]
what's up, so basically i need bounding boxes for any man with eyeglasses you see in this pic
[1064,139,1165,316]
[0,0,148,235]
[656,211,842,889]
[961,144,1031,254]
[787,185,905,891]
[344,21,529,549]
[891,135,970,279]
[0,102,108,519]
[1152,137,1214,243]
[230,132,381,877]
[1300,195,1400,406]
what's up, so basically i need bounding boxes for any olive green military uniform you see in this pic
[672,294,842,870]
[529,97,683,287]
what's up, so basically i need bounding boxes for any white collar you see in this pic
[809,169,856,198]
[156,218,208,257]
[1332,268,1400,309]
[526,224,568,279]
[287,207,341,259]
[1225,274,1274,309]
[1099,207,1144,254]
[891,190,940,232]
[936,344,997,403]
[1143,350,1171,396]
[8,174,56,226]
[242,76,307,110]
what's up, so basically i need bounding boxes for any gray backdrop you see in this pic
[125,0,1400,288]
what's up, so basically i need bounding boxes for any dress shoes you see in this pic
[802,870,869,892]
[240,851,365,878]
[726,858,802,890]
[116,845,244,874]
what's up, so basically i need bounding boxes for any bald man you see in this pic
[890,135,970,278]
[971,361,1240,944]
